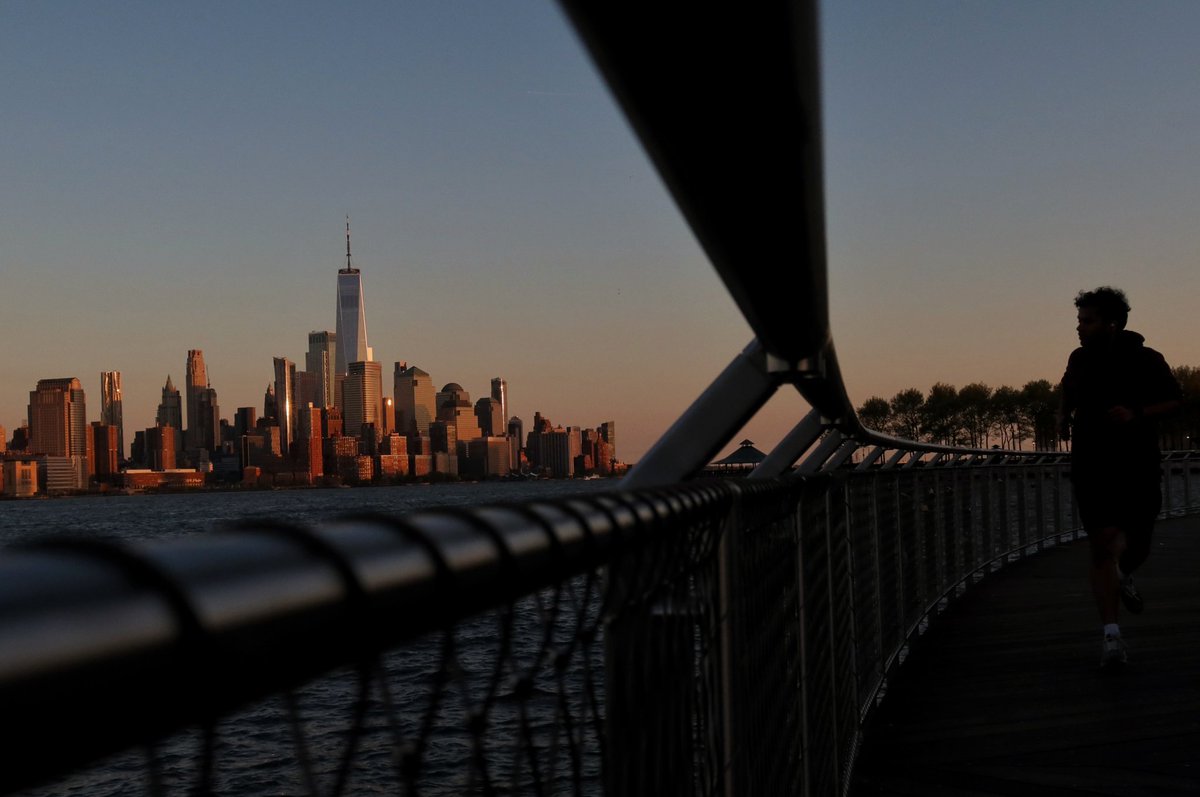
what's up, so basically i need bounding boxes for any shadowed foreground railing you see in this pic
[6,453,1199,795]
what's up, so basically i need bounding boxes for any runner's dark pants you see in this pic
[1073,473,1162,575]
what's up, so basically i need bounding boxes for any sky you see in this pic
[3,2,1200,464]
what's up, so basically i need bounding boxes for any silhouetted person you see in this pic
[1059,287,1181,669]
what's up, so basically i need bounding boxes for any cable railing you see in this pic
[8,447,1200,796]
[8,2,1200,795]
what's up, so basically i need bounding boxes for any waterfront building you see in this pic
[507,416,524,472]
[306,330,338,408]
[42,456,84,494]
[600,421,617,465]
[393,363,435,437]
[145,426,177,471]
[91,422,119,480]
[28,378,87,459]
[536,425,582,479]
[328,435,360,476]
[272,357,298,455]
[410,454,433,478]
[464,436,511,479]
[342,360,382,441]
[377,453,407,479]
[0,424,5,453]
[184,350,208,451]
[2,457,38,497]
[99,371,124,461]
[334,218,371,376]
[474,397,504,438]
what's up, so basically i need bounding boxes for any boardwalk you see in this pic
[851,514,1200,796]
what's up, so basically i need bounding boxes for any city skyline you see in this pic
[5,3,1200,463]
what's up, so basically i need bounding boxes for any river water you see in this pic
[2,480,616,797]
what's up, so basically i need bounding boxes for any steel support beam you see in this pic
[797,430,845,475]
[623,340,778,489]
[749,409,825,480]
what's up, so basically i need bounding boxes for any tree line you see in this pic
[856,366,1200,452]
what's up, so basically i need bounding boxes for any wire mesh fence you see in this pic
[5,454,1200,796]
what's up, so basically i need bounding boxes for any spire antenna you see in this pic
[345,215,353,271]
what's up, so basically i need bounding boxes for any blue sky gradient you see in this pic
[4,2,1200,461]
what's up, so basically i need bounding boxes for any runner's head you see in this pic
[1075,287,1129,346]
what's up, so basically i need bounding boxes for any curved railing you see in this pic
[7,2,1200,795]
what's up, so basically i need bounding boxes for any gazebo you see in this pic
[706,439,767,476]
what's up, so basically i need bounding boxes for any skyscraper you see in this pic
[156,376,182,429]
[156,375,184,457]
[185,350,208,451]
[100,371,124,461]
[28,378,87,458]
[474,397,504,437]
[343,360,382,440]
[394,363,436,437]
[334,218,371,376]
[196,387,220,453]
[306,330,337,408]
[273,357,297,455]
[491,377,508,429]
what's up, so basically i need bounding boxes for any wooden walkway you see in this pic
[851,514,1200,796]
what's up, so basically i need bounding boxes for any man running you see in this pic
[1059,287,1181,668]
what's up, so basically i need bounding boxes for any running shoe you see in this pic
[1120,576,1144,615]
[1101,634,1128,669]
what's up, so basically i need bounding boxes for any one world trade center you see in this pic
[335,217,371,375]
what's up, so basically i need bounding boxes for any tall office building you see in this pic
[196,387,220,453]
[156,375,184,457]
[91,422,119,479]
[100,371,124,461]
[600,421,617,464]
[306,331,338,408]
[146,425,177,471]
[436,383,482,444]
[28,378,87,457]
[490,378,508,429]
[343,360,382,440]
[474,397,504,437]
[334,218,371,376]
[273,357,298,455]
[156,376,182,429]
[185,350,208,450]
[394,363,436,437]
[507,416,524,472]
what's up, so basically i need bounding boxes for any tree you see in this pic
[1020,379,1060,451]
[889,388,924,441]
[921,382,961,445]
[989,385,1023,448]
[958,382,993,448]
[857,396,892,433]
[1161,365,1200,450]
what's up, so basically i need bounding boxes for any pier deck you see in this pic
[851,514,1200,796]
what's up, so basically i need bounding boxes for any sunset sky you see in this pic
[4,2,1200,463]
